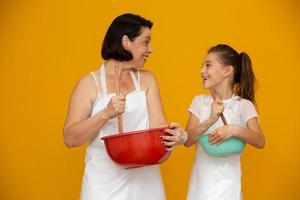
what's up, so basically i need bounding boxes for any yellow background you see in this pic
[1,0,299,199]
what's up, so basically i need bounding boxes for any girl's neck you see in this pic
[211,88,234,100]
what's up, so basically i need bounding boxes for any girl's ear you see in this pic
[224,65,234,77]
[122,35,130,50]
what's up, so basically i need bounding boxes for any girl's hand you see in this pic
[103,92,127,119]
[161,122,188,151]
[208,125,236,145]
[210,97,224,122]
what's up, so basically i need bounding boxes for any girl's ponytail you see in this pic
[208,44,256,104]
[237,52,256,104]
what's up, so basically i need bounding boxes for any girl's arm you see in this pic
[233,117,265,148]
[184,114,217,147]
[233,118,265,148]
[208,118,265,148]
[185,97,224,147]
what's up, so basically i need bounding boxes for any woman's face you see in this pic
[201,52,228,89]
[126,27,152,68]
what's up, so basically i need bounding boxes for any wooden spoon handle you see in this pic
[220,113,228,125]
[115,66,123,133]
[211,90,228,126]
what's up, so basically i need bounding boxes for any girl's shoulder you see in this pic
[191,94,213,107]
[233,96,254,105]
[232,96,256,111]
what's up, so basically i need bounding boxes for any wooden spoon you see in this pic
[114,65,123,133]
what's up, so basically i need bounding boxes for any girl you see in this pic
[185,44,265,200]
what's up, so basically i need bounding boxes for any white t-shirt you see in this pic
[188,94,258,131]
[186,94,258,200]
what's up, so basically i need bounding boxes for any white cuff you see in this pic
[180,131,188,144]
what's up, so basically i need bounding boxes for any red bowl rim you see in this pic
[101,126,172,140]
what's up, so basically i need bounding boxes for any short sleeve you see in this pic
[241,100,258,126]
[188,95,202,120]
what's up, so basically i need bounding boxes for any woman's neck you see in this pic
[104,60,132,75]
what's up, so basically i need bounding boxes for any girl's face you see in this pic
[126,27,153,68]
[201,52,229,89]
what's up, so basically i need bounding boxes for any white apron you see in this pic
[187,95,244,200]
[80,65,165,200]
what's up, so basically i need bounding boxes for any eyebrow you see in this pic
[205,60,213,63]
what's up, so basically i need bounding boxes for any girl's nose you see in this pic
[148,45,153,54]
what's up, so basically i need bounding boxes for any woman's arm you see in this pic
[141,70,167,128]
[140,70,187,148]
[63,74,125,148]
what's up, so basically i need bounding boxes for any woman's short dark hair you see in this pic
[101,13,153,61]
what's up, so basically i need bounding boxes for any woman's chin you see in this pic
[203,84,211,90]
[137,63,146,68]
[131,61,145,69]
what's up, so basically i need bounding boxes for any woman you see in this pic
[63,13,187,200]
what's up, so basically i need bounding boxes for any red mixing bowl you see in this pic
[101,127,172,168]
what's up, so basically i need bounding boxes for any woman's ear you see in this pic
[122,35,130,50]
[224,65,234,77]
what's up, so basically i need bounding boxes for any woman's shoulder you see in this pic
[137,69,158,90]
[71,71,98,99]
[77,71,98,88]
[138,69,155,80]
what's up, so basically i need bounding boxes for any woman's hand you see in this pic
[210,97,224,122]
[208,125,236,145]
[103,92,127,119]
[161,122,188,151]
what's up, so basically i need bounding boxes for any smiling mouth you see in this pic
[202,76,208,81]
[143,54,150,60]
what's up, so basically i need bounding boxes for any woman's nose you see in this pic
[200,66,205,74]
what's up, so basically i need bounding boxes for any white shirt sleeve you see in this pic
[188,96,201,120]
[241,100,258,126]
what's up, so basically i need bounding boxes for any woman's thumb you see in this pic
[120,91,128,99]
